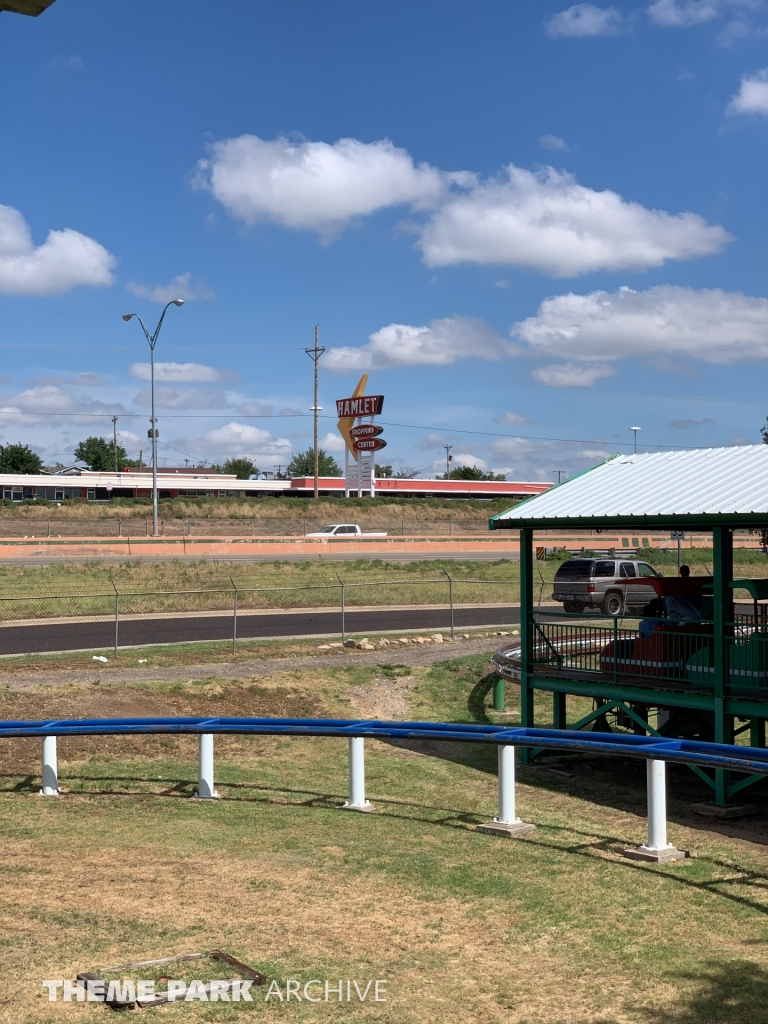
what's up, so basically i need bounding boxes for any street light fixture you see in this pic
[122,299,184,536]
[630,426,641,455]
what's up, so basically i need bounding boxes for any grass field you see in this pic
[4,650,768,1022]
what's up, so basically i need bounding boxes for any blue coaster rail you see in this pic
[3,716,768,776]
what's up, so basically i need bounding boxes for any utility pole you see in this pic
[631,426,641,454]
[112,416,118,473]
[554,470,564,484]
[444,444,453,479]
[139,450,143,472]
[305,324,325,499]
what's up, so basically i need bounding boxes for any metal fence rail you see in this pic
[0,574,521,657]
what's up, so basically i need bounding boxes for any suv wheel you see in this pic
[563,601,585,613]
[602,592,624,616]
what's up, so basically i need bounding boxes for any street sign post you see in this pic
[670,530,685,571]
[352,438,387,452]
[336,382,385,499]
[350,424,384,439]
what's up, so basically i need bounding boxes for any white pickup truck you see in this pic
[306,524,388,538]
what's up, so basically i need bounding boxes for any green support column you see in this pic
[492,677,505,712]
[713,526,734,806]
[750,718,766,748]
[553,691,567,729]
[519,527,534,763]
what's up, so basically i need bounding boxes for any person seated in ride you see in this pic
[639,597,664,637]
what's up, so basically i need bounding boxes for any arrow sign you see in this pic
[350,424,384,439]
[352,438,387,452]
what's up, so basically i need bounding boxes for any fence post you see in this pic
[442,568,454,639]
[231,577,238,654]
[251,516,254,538]
[341,737,374,811]
[336,573,345,643]
[118,519,122,537]
[146,516,149,537]
[477,745,534,836]
[39,735,59,796]
[195,734,219,799]
[47,517,51,537]
[624,760,685,862]
[113,581,119,658]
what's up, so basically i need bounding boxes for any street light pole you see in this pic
[122,299,184,536]
[305,325,325,500]
[631,426,641,455]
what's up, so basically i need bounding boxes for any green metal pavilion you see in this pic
[0,0,56,14]
[490,445,768,807]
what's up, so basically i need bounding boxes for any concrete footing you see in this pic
[477,819,536,838]
[624,844,687,863]
[690,802,757,819]
[193,734,219,799]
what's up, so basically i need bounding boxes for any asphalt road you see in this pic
[0,605,521,656]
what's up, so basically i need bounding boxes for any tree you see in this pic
[286,447,342,477]
[0,443,43,474]
[394,466,420,479]
[375,464,393,477]
[447,465,506,481]
[223,457,258,480]
[74,436,128,471]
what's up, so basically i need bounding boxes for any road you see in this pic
[0,605,521,656]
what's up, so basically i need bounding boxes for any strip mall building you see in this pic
[0,469,551,503]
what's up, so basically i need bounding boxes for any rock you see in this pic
[360,638,370,645]
[461,634,470,640]
[413,638,425,645]
[343,639,357,648]
[378,639,390,648]
[317,644,332,650]
[358,642,376,651]
[328,642,343,648]
[398,638,409,644]
[431,634,444,642]
[511,630,520,636]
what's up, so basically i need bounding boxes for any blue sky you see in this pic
[1,0,767,480]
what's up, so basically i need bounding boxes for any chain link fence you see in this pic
[0,573,521,657]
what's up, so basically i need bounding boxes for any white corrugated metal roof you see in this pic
[493,445,768,522]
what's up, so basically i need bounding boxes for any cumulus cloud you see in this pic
[415,165,730,275]
[194,134,448,235]
[540,134,568,151]
[130,361,232,383]
[513,284,768,366]
[493,411,537,425]
[532,362,616,387]
[237,400,303,417]
[325,316,516,370]
[0,204,115,296]
[126,272,214,303]
[0,385,126,426]
[545,4,624,37]
[728,68,768,115]
[320,431,346,452]
[647,0,721,25]
[415,432,456,451]
[181,422,293,463]
[196,134,727,277]
[49,54,82,71]
[74,372,104,386]
[717,18,749,44]
[132,386,233,410]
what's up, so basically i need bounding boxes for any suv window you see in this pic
[554,559,594,579]
[620,562,636,577]
[594,560,615,577]
[637,562,659,578]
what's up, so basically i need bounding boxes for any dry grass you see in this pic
[3,658,768,1022]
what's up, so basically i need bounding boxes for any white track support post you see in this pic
[194,734,219,799]
[39,735,59,796]
[477,745,535,837]
[341,737,374,812]
[624,760,686,862]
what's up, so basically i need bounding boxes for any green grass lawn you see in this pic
[3,654,768,1022]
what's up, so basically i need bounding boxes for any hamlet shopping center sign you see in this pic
[335,395,384,418]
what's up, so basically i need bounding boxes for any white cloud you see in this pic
[320,431,346,452]
[540,134,568,151]
[195,134,729,278]
[546,4,623,37]
[578,449,613,458]
[647,0,721,25]
[416,165,730,275]
[513,284,768,366]
[532,362,616,387]
[415,432,455,451]
[130,362,229,383]
[669,417,715,429]
[0,204,115,296]
[492,411,536,425]
[126,272,214,303]
[49,54,82,71]
[132,386,233,410]
[194,134,447,235]
[728,68,768,115]
[325,316,516,370]
[182,422,293,463]
[717,18,749,44]
[0,385,126,426]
